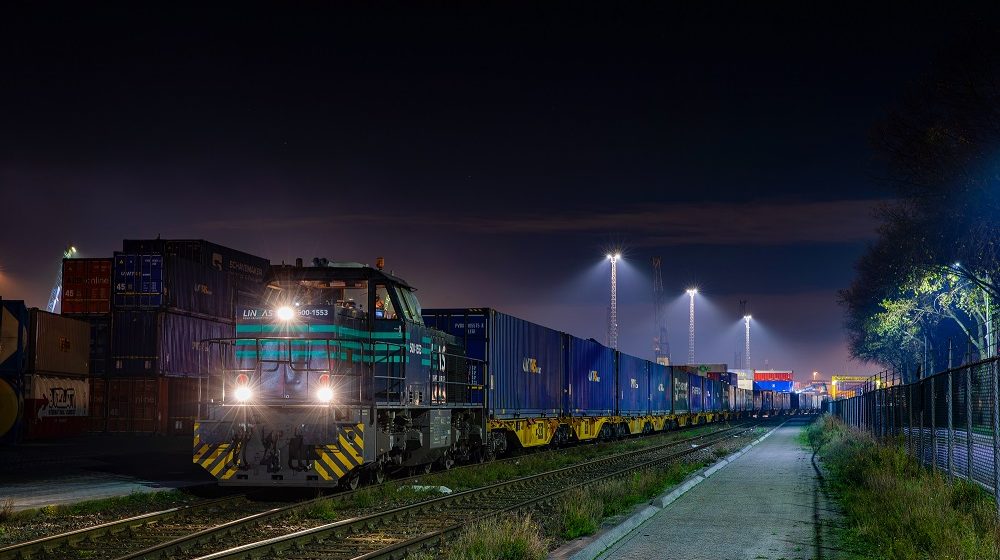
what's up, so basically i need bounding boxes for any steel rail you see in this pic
[0,496,244,560]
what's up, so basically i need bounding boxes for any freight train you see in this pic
[192,261,815,488]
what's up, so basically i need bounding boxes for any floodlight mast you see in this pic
[686,288,697,364]
[607,253,621,349]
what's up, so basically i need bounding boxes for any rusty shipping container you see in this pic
[61,258,113,315]
[28,309,90,376]
[89,377,163,433]
[88,376,200,435]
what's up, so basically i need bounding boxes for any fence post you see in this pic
[967,366,974,482]
[993,359,1000,517]
[931,376,937,471]
[948,371,954,480]
[920,409,925,467]
[908,384,914,457]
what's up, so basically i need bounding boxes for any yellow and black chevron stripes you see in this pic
[314,423,365,481]
[192,422,239,480]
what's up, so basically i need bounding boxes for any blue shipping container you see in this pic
[111,310,234,376]
[703,379,717,412]
[114,254,236,319]
[689,373,704,413]
[649,363,672,414]
[753,380,794,393]
[565,335,616,416]
[423,309,564,418]
[617,353,648,416]
[0,299,29,376]
[671,367,689,413]
[84,316,111,375]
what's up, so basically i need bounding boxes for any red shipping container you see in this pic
[754,370,793,382]
[62,258,113,315]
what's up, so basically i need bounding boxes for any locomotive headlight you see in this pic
[234,386,253,402]
[317,386,334,403]
[276,306,295,321]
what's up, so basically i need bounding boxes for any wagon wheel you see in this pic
[340,472,360,491]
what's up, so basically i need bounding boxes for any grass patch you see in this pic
[809,415,1000,559]
[445,515,548,560]
[4,490,191,522]
[554,459,708,539]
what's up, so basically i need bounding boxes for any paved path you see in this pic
[0,434,213,511]
[596,419,843,560]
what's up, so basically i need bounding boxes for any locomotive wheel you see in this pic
[341,472,360,491]
[439,456,454,470]
[371,466,386,485]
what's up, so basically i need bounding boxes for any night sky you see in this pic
[1,4,991,381]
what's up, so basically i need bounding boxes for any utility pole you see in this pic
[652,257,669,364]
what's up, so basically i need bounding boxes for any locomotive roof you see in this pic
[268,263,414,289]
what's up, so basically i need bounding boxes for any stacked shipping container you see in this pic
[26,310,91,438]
[61,239,269,436]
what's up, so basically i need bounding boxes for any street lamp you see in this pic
[686,288,698,364]
[743,314,751,372]
[606,253,622,349]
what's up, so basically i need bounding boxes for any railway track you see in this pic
[192,422,767,560]
[0,420,762,560]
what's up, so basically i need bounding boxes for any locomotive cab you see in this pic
[193,260,486,488]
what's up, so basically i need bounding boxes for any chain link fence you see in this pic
[830,357,1000,512]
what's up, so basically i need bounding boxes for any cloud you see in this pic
[458,199,886,245]
[191,199,886,246]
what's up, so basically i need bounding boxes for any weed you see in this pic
[812,414,1000,559]
[0,498,13,523]
[446,515,548,560]
[557,489,602,538]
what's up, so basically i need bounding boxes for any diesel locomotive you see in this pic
[193,261,808,488]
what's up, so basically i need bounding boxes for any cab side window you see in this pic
[374,284,399,320]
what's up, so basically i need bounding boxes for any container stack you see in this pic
[753,370,794,393]
[63,239,269,436]
[61,258,113,431]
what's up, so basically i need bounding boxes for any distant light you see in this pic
[70,246,77,253]
[687,288,698,296]
[276,306,295,321]
[743,314,751,320]
[606,253,613,260]
[953,262,961,268]
[614,253,621,259]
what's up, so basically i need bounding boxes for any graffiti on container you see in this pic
[44,387,78,416]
